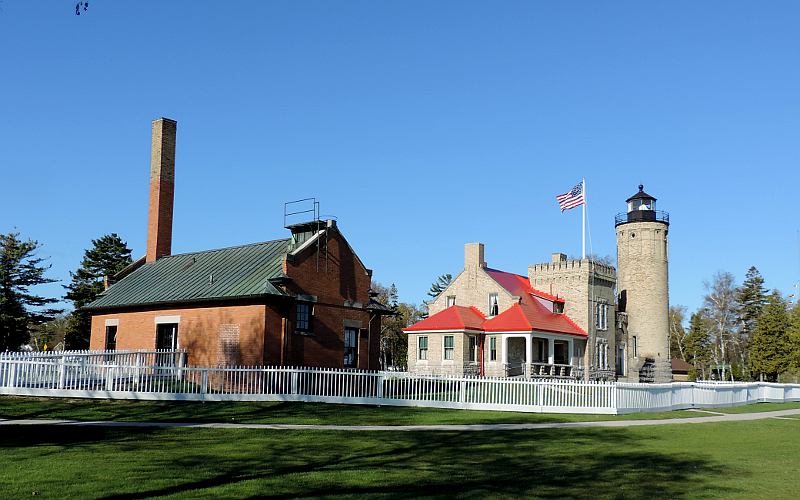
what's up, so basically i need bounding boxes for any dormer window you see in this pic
[446,295,456,308]
[488,293,499,316]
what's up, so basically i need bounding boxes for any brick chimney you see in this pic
[146,118,177,263]
[464,242,486,270]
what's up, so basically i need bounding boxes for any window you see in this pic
[446,295,456,307]
[469,336,478,362]
[155,323,179,367]
[488,293,499,316]
[489,336,497,361]
[596,303,608,330]
[418,336,428,360]
[344,328,358,368]
[595,340,608,370]
[574,343,584,367]
[632,336,638,357]
[104,326,117,351]
[296,303,311,332]
[443,335,454,360]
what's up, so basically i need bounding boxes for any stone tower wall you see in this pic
[616,221,670,381]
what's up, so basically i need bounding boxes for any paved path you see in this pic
[1,408,798,431]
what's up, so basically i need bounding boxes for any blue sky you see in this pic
[2,1,799,315]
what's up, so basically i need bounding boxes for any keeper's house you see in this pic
[404,243,591,379]
[85,118,391,369]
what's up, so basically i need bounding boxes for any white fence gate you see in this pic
[1,351,799,415]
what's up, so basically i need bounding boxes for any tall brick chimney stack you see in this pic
[146,118,177,263]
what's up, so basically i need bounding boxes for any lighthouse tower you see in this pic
[615,185,672,382]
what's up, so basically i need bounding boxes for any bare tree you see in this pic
[703,272,739,380]
[669,305,688,361]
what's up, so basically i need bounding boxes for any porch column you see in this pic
[568,339,574,365]
[500,335,508,365]
[547,337,555,365]
[525,335,533,379]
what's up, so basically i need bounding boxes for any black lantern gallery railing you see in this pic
[614,210,669,227]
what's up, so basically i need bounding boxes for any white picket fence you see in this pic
[1,351,799,415]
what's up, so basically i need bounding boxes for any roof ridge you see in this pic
[484,267,528,280]
[156,237,291,260]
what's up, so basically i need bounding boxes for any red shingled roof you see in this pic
[483,301,586,337]
[404,305,486,332]
[485,268,564,302]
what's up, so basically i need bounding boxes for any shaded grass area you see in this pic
[0,396,708,425]
[709,402,800,414]
[1,420,798,498]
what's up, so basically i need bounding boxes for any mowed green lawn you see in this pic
[0,418,798,499]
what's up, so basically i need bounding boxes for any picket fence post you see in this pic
[376,372,384,402]
[201,369,209,396]
[57,356,66,390]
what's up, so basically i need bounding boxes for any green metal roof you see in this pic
[85,238,291,311]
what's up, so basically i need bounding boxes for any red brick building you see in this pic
[85,118,390,369]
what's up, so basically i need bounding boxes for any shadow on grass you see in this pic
[0,397,625,425]
[0,425,738,499]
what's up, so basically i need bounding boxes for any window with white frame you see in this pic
[418,336,428,360]
[105,325,117,351]
[443,335,454,360]
[595,340,609,370]
[489,336,497,361]
[488,293,499,316]
[446,295,456,307]
[595,303,608,331]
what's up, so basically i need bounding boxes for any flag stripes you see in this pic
[556,181,586,212]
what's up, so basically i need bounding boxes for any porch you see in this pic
[496,333,584,379]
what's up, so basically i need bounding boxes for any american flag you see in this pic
[556,181,585,212]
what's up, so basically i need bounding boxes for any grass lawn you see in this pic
[0,419,798,498]
[0,396,728,425]
[709,402,800,413]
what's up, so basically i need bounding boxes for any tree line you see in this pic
[670,267,800,382]
[0,231,132,352]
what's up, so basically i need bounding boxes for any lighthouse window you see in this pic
[630,233,636,238]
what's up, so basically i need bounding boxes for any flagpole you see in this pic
[582,178,586,259]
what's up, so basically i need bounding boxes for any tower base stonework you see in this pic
[653,358,673,383]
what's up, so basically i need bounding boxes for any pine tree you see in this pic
[64,233,133,349]
[788,303,800,375]
[737,266,767,336]
[0,232,60,351]
[427,274,453,299]
[749,291,791,382]
[684,311,712,379]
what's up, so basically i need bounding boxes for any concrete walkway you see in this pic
[0,408,798,432]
